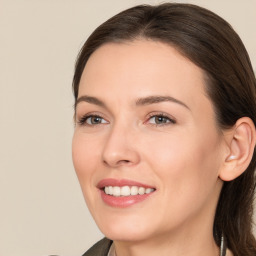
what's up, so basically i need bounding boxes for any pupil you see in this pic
[156,116,166,124]
[92,117,101,123]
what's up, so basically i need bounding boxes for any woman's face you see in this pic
[72,40,225,242]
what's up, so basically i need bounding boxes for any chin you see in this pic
[103,227,151,242]
[94,212,154,242]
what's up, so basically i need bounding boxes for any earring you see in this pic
[220,234,226,256]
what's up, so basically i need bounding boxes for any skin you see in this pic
[72,40,234,256]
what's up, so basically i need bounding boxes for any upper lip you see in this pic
[97,178,156,189]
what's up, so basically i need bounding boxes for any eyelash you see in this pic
[77,113,107,126]
[77,113,176,127]
[146,112,176,126]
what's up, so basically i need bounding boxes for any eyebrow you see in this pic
[75,95,106,109]
[135,95,190,110]
[75,95,190,110]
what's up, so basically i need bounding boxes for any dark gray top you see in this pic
[82,238,112,256]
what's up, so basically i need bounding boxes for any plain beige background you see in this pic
[0,0,255,255]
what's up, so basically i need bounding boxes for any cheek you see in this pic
[72,131,108,218]
[149,126,220,172]
[72,132,101,194]
[143,128,221,204]
[146,133,221,230]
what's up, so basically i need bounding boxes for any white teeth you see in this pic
[104,186,109,195]
[113,186,121,197]
[103,185,155,197]
[130,186,138,195]
[108,186,113,195]
[145,188,154,194]
[138,187,145,195]
[121,186,130,196]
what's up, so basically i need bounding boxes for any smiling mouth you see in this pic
[103,185,155,197]
[98,179,156,207]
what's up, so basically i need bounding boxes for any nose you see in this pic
[102,124,140,168]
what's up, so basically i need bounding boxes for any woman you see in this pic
[72,3,256,256]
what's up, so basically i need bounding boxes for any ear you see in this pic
[219,117,256,181]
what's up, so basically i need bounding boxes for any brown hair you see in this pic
[72,3,256,255]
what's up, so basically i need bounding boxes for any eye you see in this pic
[78,114,108,126]
[147,114,176,126]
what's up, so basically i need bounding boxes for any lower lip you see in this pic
[100,190,154,208]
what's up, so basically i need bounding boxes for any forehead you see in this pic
[79,40,208,108]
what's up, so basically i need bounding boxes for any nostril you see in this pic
[103,159,131,167]
[116,159,131,166]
